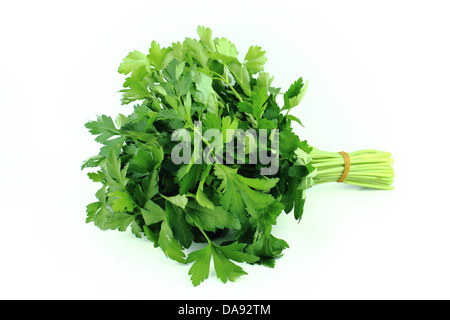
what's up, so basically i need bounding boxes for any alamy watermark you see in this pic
[171,121,279,175]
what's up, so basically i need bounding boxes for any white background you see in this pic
[1,0,449,299]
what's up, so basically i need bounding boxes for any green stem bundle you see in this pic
[310,148,395,190]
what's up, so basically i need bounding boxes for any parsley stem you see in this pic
[198,227,211,243]
[309,148,395,190]
[227,81,244,102]
[210,70,244,103]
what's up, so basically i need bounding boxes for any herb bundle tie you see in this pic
[337,151,351,182]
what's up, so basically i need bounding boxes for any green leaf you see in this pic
[195,189,215,209]
[162,59,192,98]
[236,175,279,191]
[162,58,185,84]
[131,220,143,238]
[129,149,153,173]
[236,85,268,120]
[251,200,284,235]
[279,161,309,216]
[107,212,135,232]
[192,71,218,113]
[278,130,301,157]
[228,61,251,97]
[186,245,212,286]
[257,72,273,91]
[211,245,247,283]
[165,201,194,248]
[285,114,304,127]
[177,164,204,195]
[211,242,259,284]
[109,190,135,212]
[214,242,259,264]
[214,165,276,220]
[249,86,268,119]
[119,82,151,105]
[128,104,158,129]
[141,170,159,201]
[221,116,239,143]
[197,26,216,52]
[237,101,253,114]
[186,241,258,286]
[158,220,186,263]
[141,200,166,225]
[282,77,308,111]
[99,136,127,157]
[105,150,128,188]
[87,171,104,183]
[86,188,113,230]
[184,38,209,67]
[129,145,163,174]
[165,194,188,209]
[81,155,104,170]
[247,233,289,258]
[86,202,102,223]
[169,41,186,62]
[143,224,159,243]
[293,189,306,221]
[118,50,149,75]
[93,206,113,230]
[244,46,267,73]
[213,166,246,219]
[203,112,221,131]
[213,37,238,63]
[185,201,240,232]
[148,41,170,70]
[127,131,158,145]
[95,185,107,204]
[257,118,277,129]
[85,115,121,144]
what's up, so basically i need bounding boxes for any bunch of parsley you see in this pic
[82,26,392,286]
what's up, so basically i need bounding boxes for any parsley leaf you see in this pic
[282,77,308,111]
[187,241,258,286]
[214,164,278,221]
[158,219,186,263]
[185,201,240,232]
[244,46,268,73]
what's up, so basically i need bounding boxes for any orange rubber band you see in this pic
[338,151,351,182]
